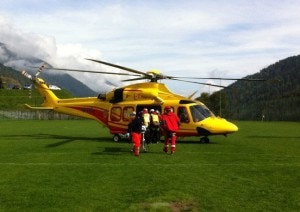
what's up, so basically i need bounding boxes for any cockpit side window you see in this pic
[178,106,189,123]
[190,105,212,122]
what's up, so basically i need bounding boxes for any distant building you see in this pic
[49,85,61,90]
[23,84,32,89]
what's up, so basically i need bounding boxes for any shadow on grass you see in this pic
[157,139,219,144]
[247,135,300,139]
[91,147,131,155]
[42,134,111,148]
[176,140,219,144]
[91,145,165,155]
[2,133,112,147]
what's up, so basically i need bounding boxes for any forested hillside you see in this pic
[197,55,300,121]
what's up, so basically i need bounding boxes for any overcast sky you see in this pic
[1,0,300,95]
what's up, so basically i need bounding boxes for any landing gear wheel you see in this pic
[113,134,120,142]
[200,137,210,143]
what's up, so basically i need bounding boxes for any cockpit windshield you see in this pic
[190,105,214,122]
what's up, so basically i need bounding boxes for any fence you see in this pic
[0,110,83,120]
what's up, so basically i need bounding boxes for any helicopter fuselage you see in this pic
[27,77,238,141]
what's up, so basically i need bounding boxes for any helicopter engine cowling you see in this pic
[139,89,163,103]
[139,89,157,98]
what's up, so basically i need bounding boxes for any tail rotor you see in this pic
[35,63,45,77]
[22,63,46,81]
[21,70,33,80]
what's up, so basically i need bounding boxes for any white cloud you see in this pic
[0,17,123,92]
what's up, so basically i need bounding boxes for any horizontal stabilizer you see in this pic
[24,104,54,110]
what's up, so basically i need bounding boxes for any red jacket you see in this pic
[162,112,180,132]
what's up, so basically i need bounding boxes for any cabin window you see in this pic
[178,106,189,123]
[123,106,134,121]
[111,107,122,121]
[190,105,212,122]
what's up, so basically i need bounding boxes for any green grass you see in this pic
[0,120,299,211]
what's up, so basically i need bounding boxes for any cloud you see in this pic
[0,17,127,92]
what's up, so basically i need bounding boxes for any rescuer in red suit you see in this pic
[128,111,143,156]
[161,106,180,154]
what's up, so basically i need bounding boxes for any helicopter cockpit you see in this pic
[177,100,215,123]
[189,104,215,122]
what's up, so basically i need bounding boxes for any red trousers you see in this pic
[131,132,141,156]
[163,132,176,154]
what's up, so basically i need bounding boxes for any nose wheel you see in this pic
[200,137,210,143]
[113,134,121,142]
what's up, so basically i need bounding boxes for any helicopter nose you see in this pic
[227,122,238,133]
[199,117,238,135]
[209,117,238,134]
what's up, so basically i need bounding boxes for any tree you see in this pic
[0,77,4,89]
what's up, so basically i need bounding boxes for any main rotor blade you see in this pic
[85,59,265,82]
[170,76,265,81]
[121,77,148,82]
[40,67,141,76]
[86,58,151,77]
[170,78,226,88]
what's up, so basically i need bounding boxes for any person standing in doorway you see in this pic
[161,106,180,154]
[149,109,161,143]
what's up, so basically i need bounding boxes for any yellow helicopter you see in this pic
[22,59,262,143]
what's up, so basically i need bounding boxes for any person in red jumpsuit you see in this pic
[127,111,143,156]
[161,106,180,154]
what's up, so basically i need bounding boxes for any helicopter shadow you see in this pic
[42,134,112,148]
[2,133,109,148]
[91,147,131,156]
[155,139,219,145]
[247,135,300,139]
[175,140,219,145]
[91,144,164,155]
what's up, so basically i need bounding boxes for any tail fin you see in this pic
[22,68,60,109]
[34,77,60,107]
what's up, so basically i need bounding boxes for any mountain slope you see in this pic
[224,55,300,121]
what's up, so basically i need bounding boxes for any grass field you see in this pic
[0,120,299,211]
